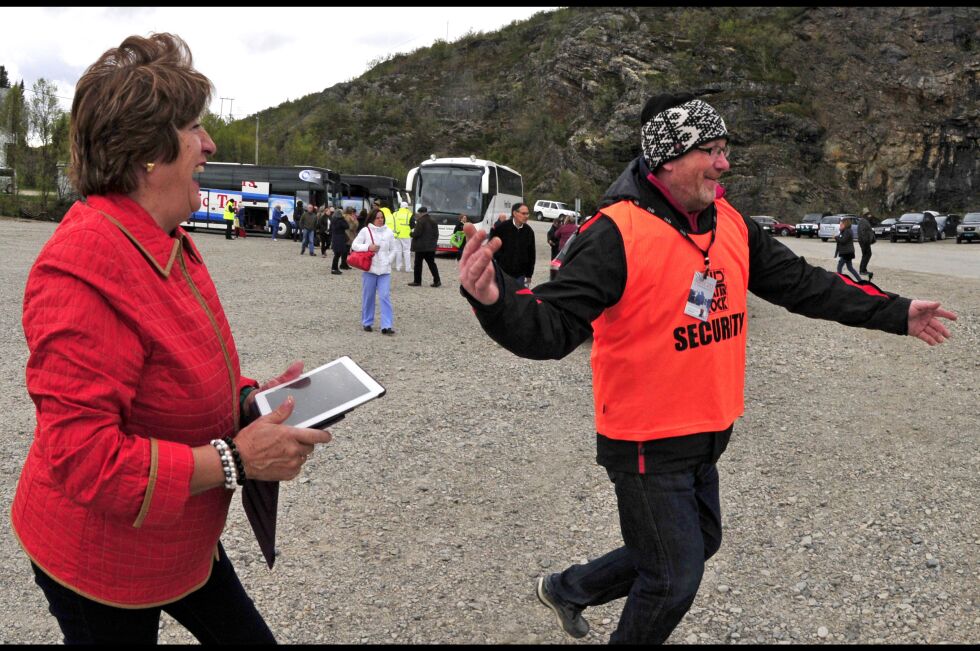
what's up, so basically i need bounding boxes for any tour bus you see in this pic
[339,174,412,216]
[183,163,343,236]
[405,156,523,253]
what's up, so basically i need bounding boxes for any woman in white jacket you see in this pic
[351,209,398,334]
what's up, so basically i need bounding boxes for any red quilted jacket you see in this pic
[11,194,255,607]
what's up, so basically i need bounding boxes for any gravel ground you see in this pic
[0,215,977,644]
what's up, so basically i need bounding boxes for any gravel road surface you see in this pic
[1,216,976,644]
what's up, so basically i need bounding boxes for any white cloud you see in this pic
[1,6,555,119]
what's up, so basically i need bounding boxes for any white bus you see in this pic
[406,156,523,253]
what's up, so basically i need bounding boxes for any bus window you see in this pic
[497,167,523,197]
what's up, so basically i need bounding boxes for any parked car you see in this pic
[935,213,960,240]
[533,200,580,222]
[817,214,857,241]
[873,217,897,239]
[750,216,773,234]
[891,211,939,242]
[955,212,980,243]
[795,212,830,238]
[751,215,795,236]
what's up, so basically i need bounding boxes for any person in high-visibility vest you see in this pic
[222,199,236,240]
[391,201,414,272]
[458,92,957,644]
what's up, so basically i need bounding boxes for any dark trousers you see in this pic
[320,234,330,256]
[551,464,722,645]
[31,543,276,645]
[837,254,860,280]
[332,247,347,271]
[413,251,440,284]
[225,220,234,239]
[859,244,872,274]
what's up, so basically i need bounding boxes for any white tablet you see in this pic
[253,356,385,429]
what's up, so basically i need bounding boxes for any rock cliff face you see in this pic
[254,6,978,217]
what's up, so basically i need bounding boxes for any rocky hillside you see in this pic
[238,6,979,218]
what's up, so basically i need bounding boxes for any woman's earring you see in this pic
[145,163,155,173]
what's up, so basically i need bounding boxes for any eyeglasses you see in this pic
[695,144,732,159]
[516,210,529,215]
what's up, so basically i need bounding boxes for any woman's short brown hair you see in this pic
[70,33,213,197]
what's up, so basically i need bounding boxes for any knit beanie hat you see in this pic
[641,93,729,170]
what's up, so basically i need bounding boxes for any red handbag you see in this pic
[347,227,375,271]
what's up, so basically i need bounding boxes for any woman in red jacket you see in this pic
[11,33,332,644]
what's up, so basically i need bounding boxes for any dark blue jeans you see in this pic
[551,464,722,645]
[31,542,276,645]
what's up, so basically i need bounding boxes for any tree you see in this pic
[0,66,9,89]
[2,81,28,195]
[28,78,64,208]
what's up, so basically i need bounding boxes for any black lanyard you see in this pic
[646,207,716,275]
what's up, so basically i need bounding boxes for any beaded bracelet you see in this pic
[222,436,247,485]
[209,438,237,490]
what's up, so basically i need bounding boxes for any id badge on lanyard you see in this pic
[684,271,717,322]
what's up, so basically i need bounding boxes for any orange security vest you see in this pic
[591,198,749,441]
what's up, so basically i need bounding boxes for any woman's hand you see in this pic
[369,244,380,252]
[234,397,332,481]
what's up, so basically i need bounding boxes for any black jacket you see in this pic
[410,213,439,252]
[490,219,536,278]
[835,226,855,258]
[462,156,911,474]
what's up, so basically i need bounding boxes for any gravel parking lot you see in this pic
[0,215,977,644]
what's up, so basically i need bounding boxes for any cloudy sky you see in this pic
[1,6,555,118]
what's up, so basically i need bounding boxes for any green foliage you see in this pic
[716,14,796,83]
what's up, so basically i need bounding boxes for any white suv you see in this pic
[533,200,579,222]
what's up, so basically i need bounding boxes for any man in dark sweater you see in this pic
[457,93,957,644]
[489,203,535,287]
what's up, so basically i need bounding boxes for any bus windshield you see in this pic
[417,166,483,218]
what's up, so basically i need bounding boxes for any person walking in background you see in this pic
[341,206,358,269]
[358,207,369,232]
[291,200,304,242]
[329,205,349,275]
[546,214,563,261]
[317,205,333,257]
[407,206,441,288]
[351,209,397,335]
[12,32,334,645]
[451,214,469,261]
[457,92,956,645]
[489,202,536,288]
[550,215,579,280]
[392,201,414,273]
[491,211,508,234]
[299,203,317,257]
[269,204,282,241]
[235,201,247,238]
[223,198,236,240]
[858,207,876,280]
[835,215,861,281]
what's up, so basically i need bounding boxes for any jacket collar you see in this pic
[84,194,200,278]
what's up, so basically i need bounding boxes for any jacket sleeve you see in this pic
[742,216,910,334]
[22,232,195,528]
[461,216,626,359]
[351,227,369,252]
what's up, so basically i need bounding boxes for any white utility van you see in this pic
[533,200,579,222]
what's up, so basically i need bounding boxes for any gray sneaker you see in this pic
[536,574,589,638]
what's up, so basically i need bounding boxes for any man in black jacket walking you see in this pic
[489,203,535,287]
[457,93,957,644]
[407,206,441,287]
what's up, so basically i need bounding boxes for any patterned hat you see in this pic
[641,96,729,170]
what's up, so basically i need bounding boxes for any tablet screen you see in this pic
[258,359,379,427]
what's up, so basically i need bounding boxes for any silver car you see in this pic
[817,214,857,241]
